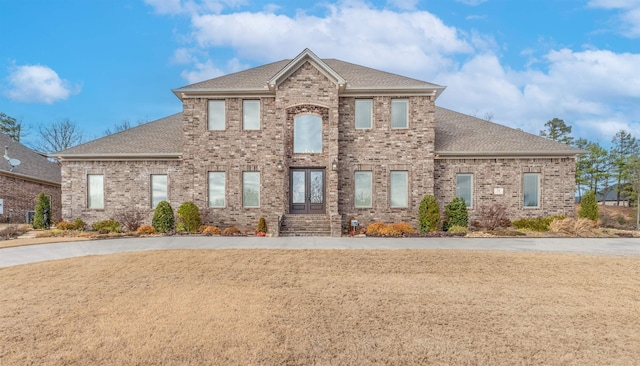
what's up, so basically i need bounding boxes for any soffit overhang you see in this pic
[54,153,182,162]
[435,151,584,159]
[0,170,61,187]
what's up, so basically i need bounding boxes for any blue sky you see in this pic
[1,0,639,148]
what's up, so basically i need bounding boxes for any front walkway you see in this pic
[2,236,640,268]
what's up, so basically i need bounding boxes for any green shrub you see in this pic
[152,201,175,233]
[92,219,121,233]
[418,194,440,232]
[512,215,565,232]
[176,201,201,233]
[443,197,468,231]
[33,192,51,229]
[578,190,599,221]
[257,217,268,233]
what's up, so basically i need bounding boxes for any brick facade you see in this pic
[58,51,578,235]
[0,173,61,224]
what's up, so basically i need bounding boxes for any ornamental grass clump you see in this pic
[418,194,440,232]
[222,226,241,236]
[176,201,201,233]
[152,201,175,233]
[92,219,121,234]
[201,226,222,236]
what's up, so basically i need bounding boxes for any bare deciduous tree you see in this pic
[36,118,85,154]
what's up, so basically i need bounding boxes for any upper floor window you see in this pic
[151,175,167,208]
[208,172,225,208]
[355,99,372,129]
[391,99,408,128]
[456,174,473,208]
[354,171,372,208]
[523,173,540,208]
[390,171,408,207]
[87,174,104,209]
[294,114,322,153]
[243,100,260,130]
[208,100,225,130]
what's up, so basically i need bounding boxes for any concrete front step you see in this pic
[280,214,332,236]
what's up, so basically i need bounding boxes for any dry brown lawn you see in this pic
[1,249,639,365]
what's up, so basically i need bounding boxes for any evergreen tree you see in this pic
[33,192,51,229]
[540,118,574,145]
[578,190,599,221]
[610,130,638,205]
[152,201,175,233]
[417,194,440,232]
[0,112,22,142]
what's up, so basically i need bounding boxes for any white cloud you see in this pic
[455,0,488,6]
[180,59,225,84]
[3,64,80,104]
[386,0,418,10]
[189,3,473,76]
[588,0,640,37]
[144,0,246,15]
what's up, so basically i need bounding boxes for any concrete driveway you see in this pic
[1,235,640,268]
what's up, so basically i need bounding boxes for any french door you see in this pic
[290,168,325,214]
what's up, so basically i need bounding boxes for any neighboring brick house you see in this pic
[0,133,61,224]
[54,49,580,236]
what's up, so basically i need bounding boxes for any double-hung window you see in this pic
[523,173,540,208]
[355,99,372,129]
[208,100,225,130]
[391,99,408,128]
[208,172,225,207]
[354,171,372,208]
[243,172,260,208]
[390,171,408,207]
[243,100,260,130]
[151,175,167,208]
[456,174,473,208]
[87,175,104,209]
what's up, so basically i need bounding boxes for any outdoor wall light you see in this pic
[276,161,284,172]
[331,159,338,171]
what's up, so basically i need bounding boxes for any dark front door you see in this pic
[290,168,325,214]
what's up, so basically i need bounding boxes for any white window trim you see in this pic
[354,171,373,208]
[150,174,168,208]
[87,174,104,209]
[390,170,409,208]
[242,100,261,130]
[355,99,373,129]
[523,173,541,208]
[208,171,226,208]
[391,99,409,129]
[456,173,473,209]
[208,100,225,131]
[243,171,261,208]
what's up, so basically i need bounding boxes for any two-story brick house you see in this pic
[55,49,580,236]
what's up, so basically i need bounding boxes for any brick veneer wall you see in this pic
[337,96,436,231]
[0,173,61,224]
[61,160,182,225]
[434,157,577,225]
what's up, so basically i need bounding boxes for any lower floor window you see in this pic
[208,172,226,207]
[243,172,260,207]
[354,171,372,208]
[151,175,167,208]
[87,175,104,209]
[390,171,408,207]
[456,174,473,208]
[523,173,540,208]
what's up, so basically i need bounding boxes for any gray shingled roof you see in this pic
[0,133,61,184]
[434,107,581,156]
[174,58,443,92]
[54,108,580,159]
[54,113,183,158]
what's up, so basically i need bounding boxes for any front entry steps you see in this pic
[279,214,332,236]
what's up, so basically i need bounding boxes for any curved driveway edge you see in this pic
[1,236,640,268]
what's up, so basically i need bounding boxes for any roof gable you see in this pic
[267,48,346,91]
